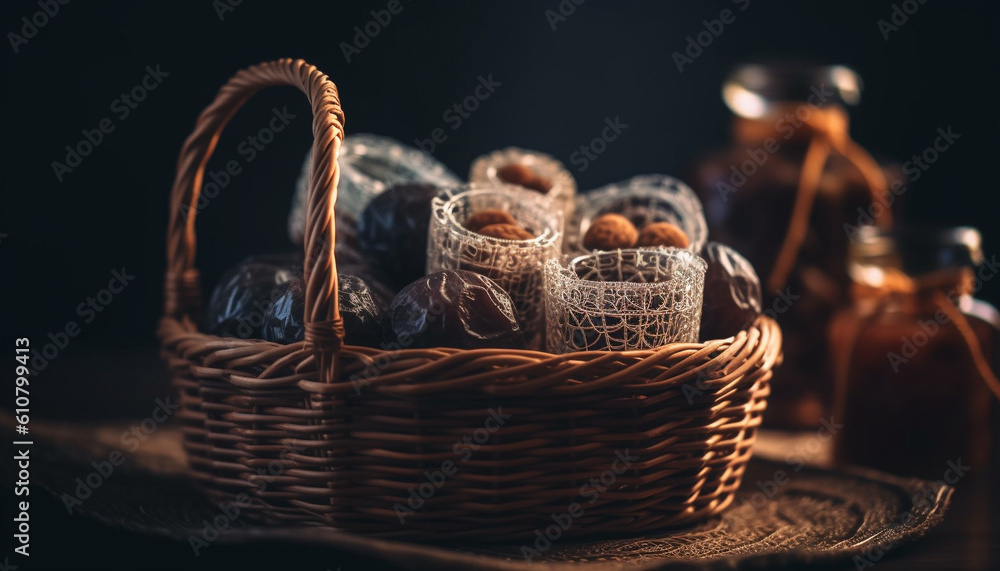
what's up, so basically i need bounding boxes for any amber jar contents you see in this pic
[689,62,904,429]
[829,227,999,479]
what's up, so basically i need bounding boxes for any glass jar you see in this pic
[829,226,999,479]
[688,61,905,429]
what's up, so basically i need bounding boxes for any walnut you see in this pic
[636,222,690,248]
[582,214,638,250]
[478,223,535,241]
[496,162,553,193]
[465,209,518,232]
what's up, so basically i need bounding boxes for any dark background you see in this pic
[2,1,998,569]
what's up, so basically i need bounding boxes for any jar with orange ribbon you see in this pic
[829,226,999,479]
[688,61,904,429]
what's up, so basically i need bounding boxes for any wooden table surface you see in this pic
[5,349,997,570]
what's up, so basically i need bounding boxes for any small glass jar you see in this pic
[687,61,906,429]
[829,226,999,479]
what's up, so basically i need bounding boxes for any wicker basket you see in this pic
[158,58,782,541]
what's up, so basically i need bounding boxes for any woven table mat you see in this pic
[1,415,951,570]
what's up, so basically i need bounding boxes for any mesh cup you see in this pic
[545,247,707,353]
[427,184,563,349]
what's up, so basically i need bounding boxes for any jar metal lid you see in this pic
[850,225,983,278]
[723,61,862,119]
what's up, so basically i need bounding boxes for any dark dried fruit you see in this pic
[334,212,366,267]
[637,222,690,248]
[358,183,440,290]
[497,162,552,193]
[204,259,301,340]
[262,274,389,347]
[477,223,535,241]
[261,277,306,344]
[465,209,517,232]
[336,262,397,306]
[582,213,638,250]
[337,274,390,347]
[699,242,762,340]
[388,270,524,349]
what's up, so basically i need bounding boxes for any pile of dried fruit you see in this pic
[204,136,765,351]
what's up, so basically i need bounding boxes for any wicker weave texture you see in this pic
[159,59,782,541]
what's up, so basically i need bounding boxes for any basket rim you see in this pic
[159,314,781,397]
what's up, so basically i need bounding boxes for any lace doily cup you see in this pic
[288,133,461,244]
[573,174,709,254]
[545,247,707,353]
[469,147,577,232]
[427,184,563,349]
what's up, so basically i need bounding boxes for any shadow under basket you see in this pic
[157,58,783,542]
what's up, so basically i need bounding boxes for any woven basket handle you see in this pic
[164,58,346,380]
